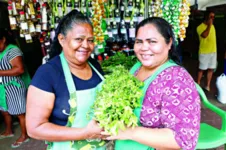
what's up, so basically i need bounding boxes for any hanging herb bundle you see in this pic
[92,65,143,135]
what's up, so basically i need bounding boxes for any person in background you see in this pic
[102,17,201,150]
[197,11,217,92]
[26,10,107,150]
[0,29,29,148]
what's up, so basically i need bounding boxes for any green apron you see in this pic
[0,44,31,111]
[47,53,106,150]
[115,60,178,150]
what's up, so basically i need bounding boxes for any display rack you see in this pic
[7,0,190,62]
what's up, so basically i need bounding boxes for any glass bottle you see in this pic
[54,12,60,29]
[120,20,128,43]
[41,3,48,31]
[114,9,120,23]
[25,32,33,43]
[112,21,118,41]
[129,21,135,43]
[138,9,144,23]
[35,14,41,35]
[44,35,51,55]
[28,21,36,37]
[19,11,28,36]
[112,21,120,52]
[133,10,138,25]
[24,1,31,21]
[15,0,22,11]
[8,0,12,7]
[107,22,113,39]
[8,6,13,16]
[57,0,63,17]
[120,1,125,19]
[128,0,133,12]
[74,0,80,11]
[8,5,17,30]
[9,16,17,30]
[135,0,140,10]
[28,0,36,21]
[12,0,18,16]
[88,1,92,18]
[36,6,41,16]
[124,9,131,24]
[81,0,86,15]
[20,10,33,43]
[65,0,72,15]
[109,10,114,25]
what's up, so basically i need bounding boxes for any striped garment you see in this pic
[0,47,26,115]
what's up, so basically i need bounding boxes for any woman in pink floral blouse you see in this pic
[103,17,201,150]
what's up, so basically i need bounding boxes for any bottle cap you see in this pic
[8,6,12,10]
[97,55,103,61]
[20,11,25,15]
[39,37,44,42]
[8,0,12,5]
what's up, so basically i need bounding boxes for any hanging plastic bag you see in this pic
[216,73,226,104]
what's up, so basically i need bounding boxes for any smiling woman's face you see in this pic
[134,24,172,69]
[58,23,94,65]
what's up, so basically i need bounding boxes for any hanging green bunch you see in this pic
[92,65,144,135]
[162,0,181,41]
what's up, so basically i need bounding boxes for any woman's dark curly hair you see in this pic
[135,17,181,64]
[49,10,93,59]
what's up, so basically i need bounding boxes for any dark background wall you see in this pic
[0,2,43,78]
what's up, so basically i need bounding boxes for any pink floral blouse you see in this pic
[137,66,201,150]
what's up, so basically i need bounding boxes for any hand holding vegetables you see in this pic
[92,65,143,136]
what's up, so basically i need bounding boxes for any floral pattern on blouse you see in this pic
[139,66,200,150]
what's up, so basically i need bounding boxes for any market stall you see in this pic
[6,0,190,63]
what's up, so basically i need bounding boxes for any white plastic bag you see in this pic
[216,73,226,104]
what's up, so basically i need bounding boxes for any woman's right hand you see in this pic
[84,120,103,139]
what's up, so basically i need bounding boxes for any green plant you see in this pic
[92,65,143,135]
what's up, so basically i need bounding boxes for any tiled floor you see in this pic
[0,56,225,150]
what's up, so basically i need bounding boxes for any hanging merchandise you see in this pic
[162,0,181,40]
[178,0,190,41]
[92,0,107,55]
[148,0,190,41]
[7,0,191,61]
[149,0,162,17]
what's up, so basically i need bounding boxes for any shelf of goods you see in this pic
[7,0,190,62]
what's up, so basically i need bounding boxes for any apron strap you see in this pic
[60,52,105,127]
[60,52,76,94]
[130,59,178,94]
[88,62,105,81]
[143,59,178,93]
[131,60,178,120]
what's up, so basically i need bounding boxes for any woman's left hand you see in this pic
[101,127,134,140]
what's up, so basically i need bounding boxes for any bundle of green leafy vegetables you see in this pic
[101,52,138,73]
[92,65,144,135]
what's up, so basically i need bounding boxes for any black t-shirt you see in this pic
[31,56,104,126]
